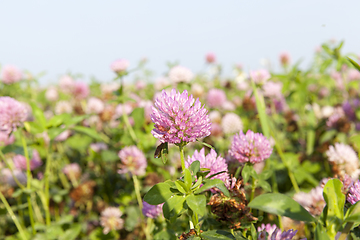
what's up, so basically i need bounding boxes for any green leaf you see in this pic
[30,102,47,131]
[186,194,206,216]
[258,180,271,192]
[315,223,331,240]
[248,193,315,222]
[191,176,203,190]
[144,182,174,205]
[201,230,235,240]
[206,171,227,180]
[251,81,270,138]
[194,179,230,198]
[154,229,177,240]
[101,150,119,162]
[344,201,360,223]
[162,195,186,220]
[131,108,145,129]
[47,114,70,128]
[323,179,345,221]
[48,127,67,140]
[72,126,108,142]
[347,57,360,72]
[189,160,200,176]
[196,139,214,149]
[59,223,82,240]
[259,169,273,180]
[184,168,192,191]
[175,180,187,194]
[125,206,140,231]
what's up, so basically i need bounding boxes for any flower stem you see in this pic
[44,142,52,225]
[0,149,25,189]
[21,134,35,234]
[0,191,28,240]
[132,175,151,240]
[250,177,256,203]
[132,175,143,210]
[179,145,185,172]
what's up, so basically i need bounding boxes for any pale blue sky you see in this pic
[0,0,359,85]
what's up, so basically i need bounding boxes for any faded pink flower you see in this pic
[1,65,22,84]
[279,52,291,66]
[0,97,28,134]
[205,52,216,63]
[100,207,124,234]
[45,86,59,102]
[63,163,81,180]
[59,75,75,93]
[86,97,105,114]
[55,101,73,115]
[13,150,42,171]
[207,88,227,108]
[0,132,15,146]
[168,66,194,83]
[73,82,90,100]
[111,59,129,74]
[118,146,147,176]
[250,69,271,84]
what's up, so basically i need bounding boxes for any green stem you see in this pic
[21,134,35,234]
[122,106,138,143]
[132,175,151,240]
[132,175,143,210]
[273,141,300,193]
[179,145,185,172]
[339,202,360,240]
[0,149,25,189]
[44,141,52,225]
[0,191,28,240]
[250,177,256,203]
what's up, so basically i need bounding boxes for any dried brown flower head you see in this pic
[208,178,257,229]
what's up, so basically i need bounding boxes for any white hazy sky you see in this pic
[0,0,359,85]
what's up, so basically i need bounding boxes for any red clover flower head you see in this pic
[0,97,28,134]
[111,59,129,74]
[185,148,229,184]
[142,200,164,219]
[229,130,272,164]
[118,146,147,176]
[347,180,360,205]
[151,89,211,144]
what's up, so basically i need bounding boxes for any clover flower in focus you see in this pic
[250,69,271,84]
[168,66,194,83]
[229,130,272,164]
[1,65,22,84]
[347,180,360,204]
[118,146,147,176]
[326,143,360,179]
[0,97,28,134]
[185,148,229,184]
[257,223,277,240]
[100,207,124,235]
[207,88,227,108]
[111,59,129,74]
[151,89,211,144]
[142,200,163,219]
